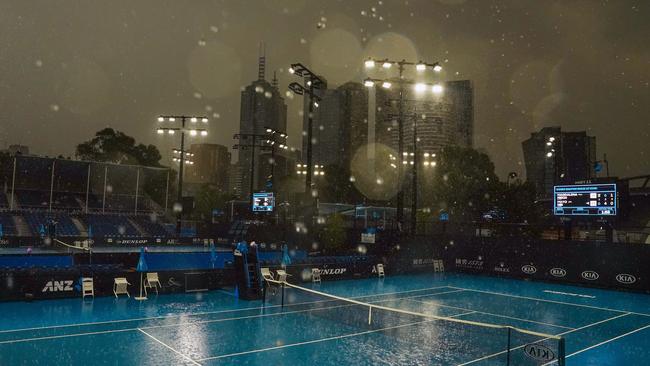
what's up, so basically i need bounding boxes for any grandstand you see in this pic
[0,155,174,239]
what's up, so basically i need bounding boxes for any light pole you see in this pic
[364,57,443,226]
[288,63,325,199]
[156,115,208,237]
[264,127,289,190]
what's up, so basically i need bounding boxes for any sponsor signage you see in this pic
[521,265,537,275]
[523,343,556,362]
[412,258,436,268]
[493,262,510,273]
[581,270,599,281]
[616,273,636,284]
[361,233,376,244]
[550,268,567,278]
[319,268,347,276]
[42,280,75,293]
[455,258,484,270]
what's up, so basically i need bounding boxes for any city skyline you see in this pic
[0,1,647,180]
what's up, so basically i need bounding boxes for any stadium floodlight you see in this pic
[157,129,164,134]
[382,61,392,69]
[364,59,375,68]
[549,137,556,142]
[382,81,392,89]
[168,117,175,122]
[414,83,427,92]
[201,117,208,123]
[266,128,273,133]
[157,117,165,122]
[200,130,208,136]
[364,79,375,87]
[190,117,197,123]
[433,63,442,72]
[547,141,552,146]
[288,66,295,74]
[189,130,197,136]
[432,84,444,94]
[546,152,554,158]
[167,129,175,135]
[416,62,426,71]
[314,101,319,108]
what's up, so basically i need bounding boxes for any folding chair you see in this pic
[275,269,289,282]
[113,277,130,298]
[82,277,94,299]
[260,268,274,283]
[377,263,385,278]
[311,268,322,283]
[144,272,161,295]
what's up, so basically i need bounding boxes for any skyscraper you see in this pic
[522,127,597,197]
[238,50,287,199]
[183,143,231,193]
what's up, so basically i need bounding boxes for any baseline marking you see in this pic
[138,328,202,366]
[449,286,649,316]
[402,297,574,330]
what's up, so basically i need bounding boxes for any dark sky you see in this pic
[0,0,648,179]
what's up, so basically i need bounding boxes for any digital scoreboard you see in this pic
[252,192,275,212]
[554,183,617,216]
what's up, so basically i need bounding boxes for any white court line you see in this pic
[449,286,650,316]
[0,328,135,345]
[198,310,477,361]
[456,312,632,366]
[0,288,459,344]
[542,323,650,365]
[0,285,454,335]
[138,328,202,366]
[402,297,575,330]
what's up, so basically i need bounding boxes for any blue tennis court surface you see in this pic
[1,272,649,365]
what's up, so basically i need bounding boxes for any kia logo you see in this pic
[550,268,567,278]
[521,265,537,274]
[616,274,636,284]
[581,271,599,281]
[524,343,556,362]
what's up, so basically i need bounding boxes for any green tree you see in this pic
[320,213,347,252]
[192,184,233,221]
[320,164,363,203]
[76,128,162,167]
[428,146,500,222]
[494,180,544,224]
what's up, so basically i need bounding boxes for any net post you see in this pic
[368,306,372,325]
[506,327,511,366]
[281,282,285,309]
[262,280,266,306]
[558,336,566,366]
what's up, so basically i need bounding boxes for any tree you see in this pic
[192,184,233,221]
[76,128,162,167]
[493,180,545,224]
[319,164,363,204]
[426,146,500,222]
[319,213,347,253]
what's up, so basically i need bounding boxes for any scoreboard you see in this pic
[252,192,275,212]
[554,183,617,216]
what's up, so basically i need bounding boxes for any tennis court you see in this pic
[1,272,649,365]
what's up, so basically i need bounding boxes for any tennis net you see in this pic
[264,279,565,365]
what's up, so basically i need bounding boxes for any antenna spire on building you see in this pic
[258,42,266,81]
[272,71,278,89]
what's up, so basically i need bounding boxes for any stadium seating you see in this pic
[15,190,50,208]
[0,212,17,235]
[22,212,80,237]
[130,215,173,237]
[80,214,140,237]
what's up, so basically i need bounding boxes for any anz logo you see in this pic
[524,343,556,362]
[521,265,537,275]
[42,280,74,293]
[581,271,600,281]
[616,274,636,285]
[550,268,567,278]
